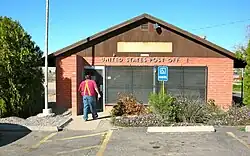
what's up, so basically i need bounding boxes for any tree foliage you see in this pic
[235,25,250,62]
[235,26,250,105]
[235,45,247,62]
[0,16,44,118]
[243,40,250,105]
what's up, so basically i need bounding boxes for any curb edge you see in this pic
[147,126,216,133]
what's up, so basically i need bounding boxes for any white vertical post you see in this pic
[43,0,52,116]
[102,66,106,113]
[44,0,49,110]
[153,66,156,93]
[241,68,244,103]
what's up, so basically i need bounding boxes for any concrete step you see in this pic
[64,112,112,131]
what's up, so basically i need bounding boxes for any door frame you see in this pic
[84,66,106,113]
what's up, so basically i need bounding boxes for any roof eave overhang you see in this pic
[41,13,247,68]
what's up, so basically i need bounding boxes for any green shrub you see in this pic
[111,91,250,126]
[148,91,177,122]
[174,97,224,124]
[174,97,207,123]
[204,99,227,125]
[148,89,225,124]
[0,99,6,117]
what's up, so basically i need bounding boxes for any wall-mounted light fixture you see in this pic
[154,23,160,29]
[154,23,162,34]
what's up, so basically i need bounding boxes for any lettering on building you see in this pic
[101,57,185,63]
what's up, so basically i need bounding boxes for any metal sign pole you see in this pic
[162,81,165,94]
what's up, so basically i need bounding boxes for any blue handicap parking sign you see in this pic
[158,66,168,81]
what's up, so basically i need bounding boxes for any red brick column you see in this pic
[56,55,83,116]
[207,59,233,110]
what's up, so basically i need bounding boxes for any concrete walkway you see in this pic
[64,112,114,131]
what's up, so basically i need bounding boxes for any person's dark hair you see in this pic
[85,74,91,79]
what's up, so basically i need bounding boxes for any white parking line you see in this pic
[227,132,250,149]
[56,145,99,155]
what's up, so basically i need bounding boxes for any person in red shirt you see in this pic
[78,74,101,121]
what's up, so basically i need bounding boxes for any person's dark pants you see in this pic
[83,95,98,120]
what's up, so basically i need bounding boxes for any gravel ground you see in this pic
[0,110,71,127]
[0,81,71,127]
[0,91,72,127]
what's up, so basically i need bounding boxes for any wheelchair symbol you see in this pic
[160,68,166,74]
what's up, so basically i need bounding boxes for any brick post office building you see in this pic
[47,13,245,116]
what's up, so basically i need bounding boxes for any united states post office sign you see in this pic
[101,57,187,64]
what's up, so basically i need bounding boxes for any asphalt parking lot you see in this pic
[1,127,250,156]
[0,130,104,156]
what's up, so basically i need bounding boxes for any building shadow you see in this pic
[0,123,31,147]
[232,92,244,107]
[48,102,71,116]
[55,59,72,115]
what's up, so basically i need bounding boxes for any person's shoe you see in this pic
[83,118,88,122]
[92,113,98,120]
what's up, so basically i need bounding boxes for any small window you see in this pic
[141,23,148,30]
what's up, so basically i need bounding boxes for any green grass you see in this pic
[233,84,242,92]
[238,127,246,132]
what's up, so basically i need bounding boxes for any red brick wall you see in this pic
[83,56,233,109]
[56,55,83,116]
[206,58,233,110]
[56,55,233,116]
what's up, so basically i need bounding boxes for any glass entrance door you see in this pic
[83,66,105,112]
